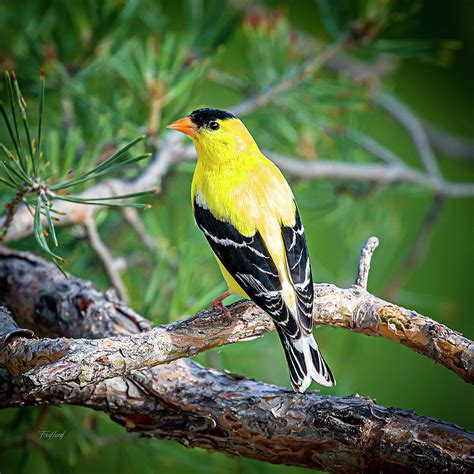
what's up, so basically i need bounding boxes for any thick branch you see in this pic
[2,363,472,473]
[0,248,152,338]
[0,299,273,389]
[0,245,472,472]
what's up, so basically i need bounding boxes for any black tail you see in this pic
[276,326,335,392]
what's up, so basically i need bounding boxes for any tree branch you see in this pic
[2,363,472,473]
[1,240,472,390]
[83,217,129,303]
[265,150,474,197]
[1,244,473,472]
[374,92,442,180]
[424,122,474,162]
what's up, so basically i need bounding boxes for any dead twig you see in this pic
[83,218,128,303]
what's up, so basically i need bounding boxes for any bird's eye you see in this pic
[209,121,220,131]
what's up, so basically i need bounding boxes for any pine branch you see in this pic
[325,51,474,162]
[0,71,154,269]
[1,240,471,389]
[0,251,472,472]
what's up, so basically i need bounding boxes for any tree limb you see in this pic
[0,244,473,472]
[0,240,472,388]
[2,363,472,473]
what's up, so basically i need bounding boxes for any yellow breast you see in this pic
[192,151,297,302]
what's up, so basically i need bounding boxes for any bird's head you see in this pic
[167,108,260,162]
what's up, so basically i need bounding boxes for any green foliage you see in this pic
[0,71,155,271]
[110,34,207,133]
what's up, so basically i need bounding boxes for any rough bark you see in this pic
[0,245,473,472]
[0,245,472,388]
[2,365,473,473]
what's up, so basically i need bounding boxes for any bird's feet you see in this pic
[210,290,232,322]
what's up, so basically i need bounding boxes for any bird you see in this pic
[167,108,335,392]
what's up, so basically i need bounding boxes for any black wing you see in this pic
[194,199,301,338]
[281,201,314,334]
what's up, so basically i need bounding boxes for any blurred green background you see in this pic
[0,0,473,473]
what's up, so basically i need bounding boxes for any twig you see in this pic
[83,218,128,303]
[354,236,379,289]
[121,207,159,254]
[1,241,472,388]
[374,92,442,180]
[384,196,446,301]
[265,150,474,197]
[230,40,347,117]
[424,122,474,162]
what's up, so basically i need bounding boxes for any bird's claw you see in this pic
[210,299,233,323]
[209,290,232,323]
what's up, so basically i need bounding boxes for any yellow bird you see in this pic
[168,108,335,392]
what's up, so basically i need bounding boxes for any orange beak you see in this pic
[166,116,197,137]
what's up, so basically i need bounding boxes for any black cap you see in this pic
[190,108,235,128]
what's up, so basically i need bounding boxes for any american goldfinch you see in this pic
[167,108,335,392]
